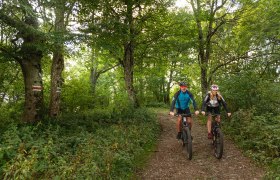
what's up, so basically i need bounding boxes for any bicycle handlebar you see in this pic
[169,113,198,117]
[175,113,193,117]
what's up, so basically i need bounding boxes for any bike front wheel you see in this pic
[214,128,224,159]
[182,127,192,160]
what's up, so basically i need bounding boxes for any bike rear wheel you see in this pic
[214,128,224,159]
[182,127,192,160]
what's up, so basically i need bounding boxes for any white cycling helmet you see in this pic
[211,84,219,91]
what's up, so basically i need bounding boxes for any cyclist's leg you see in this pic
[176,109,183,139]
[206,107,213,134]
[214,107,221,123]
[185,108,193,130]
[186,117,193,130]
[176,108,183,132]
[206,107,213,139]
[177,115,182,132]
[207,115,212,132]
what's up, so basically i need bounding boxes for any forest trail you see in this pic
[137,110,265,179]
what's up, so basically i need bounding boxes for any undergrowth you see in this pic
[223,109,280,178]
[0,107,160,179]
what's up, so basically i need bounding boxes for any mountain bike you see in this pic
[210,114,224,159]
[176,113,193,160]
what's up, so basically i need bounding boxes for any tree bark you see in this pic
[20,4,44,123]
[20,55,43,123]
[123,42,139,107]
[19,20,44,123]
[49,0,66,117]
[90,68,100,95]
[165,61,176,104]
[49,49,64,117]
[122,1,139,107]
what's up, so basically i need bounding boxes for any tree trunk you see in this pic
[90,68,99,95]
[191,0,211,99]
[200,62,208,95]
[49,1,65,117]
[198,26,209,97]
[0,0,44,122]
[123,42,139,107]
[49,49,64,117]
[165,61,176,104]
[190,0,228,99]
[20,55,43,123]
[122,1,138,107]
[19,4,44,122]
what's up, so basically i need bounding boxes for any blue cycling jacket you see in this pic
[170,90,198,111]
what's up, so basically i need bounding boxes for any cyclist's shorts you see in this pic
[206,106,220,115]
[176,108,192,117]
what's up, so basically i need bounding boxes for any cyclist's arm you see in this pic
[170,91,180,112]
[220,95,230,113]
[201,94,209,112]
[188,91,198,111]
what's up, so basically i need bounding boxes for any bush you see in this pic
[0,106,160,179]
[145,101,169,108]
[223,109,280,177]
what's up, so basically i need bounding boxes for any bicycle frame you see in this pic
[209,114,224,159]
[181,114,190,128]
[211,119,220,134]
[176,113,193,160]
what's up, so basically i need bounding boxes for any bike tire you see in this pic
[183,127,192,160]
[214,128,224,159]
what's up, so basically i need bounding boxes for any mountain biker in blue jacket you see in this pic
[201,84,231,139]
[169,82,200,139]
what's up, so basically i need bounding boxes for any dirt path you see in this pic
[137,111,265,179]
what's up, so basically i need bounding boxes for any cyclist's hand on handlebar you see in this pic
[201,111,206,116]
[169,112,175,116]
[194,110,199,116]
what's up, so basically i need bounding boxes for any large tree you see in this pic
[189,0,238,96]
[49,0,75,117]
[0,0,45,122]
[82,0,171,107]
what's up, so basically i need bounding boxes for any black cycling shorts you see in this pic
[176,108,192,117]
[206,106,220,115]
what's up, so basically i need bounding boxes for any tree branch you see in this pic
[0,9,45,39]
[0,45,22,62]
[98,63,121,75]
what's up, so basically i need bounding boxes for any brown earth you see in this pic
[137,111,265,179]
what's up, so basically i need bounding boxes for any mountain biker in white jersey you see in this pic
[201,84,231,139]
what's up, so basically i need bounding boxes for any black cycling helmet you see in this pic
[179,82,187,86]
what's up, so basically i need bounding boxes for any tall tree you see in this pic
[189,0,235,96]
[84,0,171,107]
[0,0,45,122]
[49,0,75,117]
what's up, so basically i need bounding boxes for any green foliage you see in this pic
[145,101,169,108]
[0,107,159,179]
[218,57,280,177]
[220,72,279,114]
[61,70,94,112]
[223,109,280,177]
[0,0,279,177]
